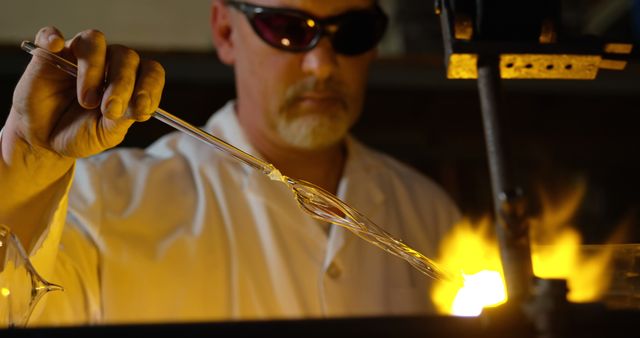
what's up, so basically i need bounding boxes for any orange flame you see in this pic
[530,178,614,302]
[432,178,616,316]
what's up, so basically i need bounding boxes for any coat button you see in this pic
[327,262,342,279]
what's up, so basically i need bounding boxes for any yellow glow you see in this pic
[280,38,291,47]
[431,217,507,316]
[306,19,316,28]
[452,270,507,316]
[432,178,615,315]
[530,179,614,302]
[1,287,10,297]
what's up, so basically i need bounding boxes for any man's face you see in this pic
[227,0,378,151]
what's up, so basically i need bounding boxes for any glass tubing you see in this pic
[20,41,455,282]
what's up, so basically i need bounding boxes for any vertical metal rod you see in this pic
[477,54,533,303]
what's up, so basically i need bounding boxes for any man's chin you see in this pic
[276,116,350,151]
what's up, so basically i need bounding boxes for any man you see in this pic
[0,0,459,325]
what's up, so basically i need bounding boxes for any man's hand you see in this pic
[4,26,165,163]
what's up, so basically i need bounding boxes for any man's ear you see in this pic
[211,0,234,65]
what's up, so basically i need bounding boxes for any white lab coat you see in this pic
[28,101,460,325]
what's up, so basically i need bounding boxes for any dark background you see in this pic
[1,0,639,243]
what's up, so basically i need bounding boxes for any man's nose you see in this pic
[301,37,338,80]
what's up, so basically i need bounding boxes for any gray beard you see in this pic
[275,113,351,150]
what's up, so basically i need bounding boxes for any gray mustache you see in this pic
[283,77,346,107]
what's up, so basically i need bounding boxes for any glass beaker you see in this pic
[0,224,63,327]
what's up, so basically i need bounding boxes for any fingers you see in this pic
[100,45,140,120]
[30,27,165,123]
[94,57,164,149]
[68,30,164,123]
[100,47,165,123]
[127,59,165,122]
[69,30,107,109]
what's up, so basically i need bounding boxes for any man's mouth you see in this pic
[298,91,343,101]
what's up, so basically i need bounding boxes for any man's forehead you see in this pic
[249,0,376,16]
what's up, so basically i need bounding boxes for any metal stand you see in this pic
[476,54,533,303]
[434,1,638,336]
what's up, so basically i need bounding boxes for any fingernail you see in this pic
[136,113,153,122]
[105,98,123,119]
[83,88,100,107]
[134,92,151,113]
[48,34,59,45]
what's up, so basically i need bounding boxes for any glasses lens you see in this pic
[332,9,388,55]
[253,12,319,50]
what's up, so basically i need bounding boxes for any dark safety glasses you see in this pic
[225,1,388,56]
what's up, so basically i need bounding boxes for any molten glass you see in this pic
[431,217,507,316]
[452,270,506,316]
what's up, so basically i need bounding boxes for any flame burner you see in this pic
[433,0,639,336]
[476,55,534,303]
